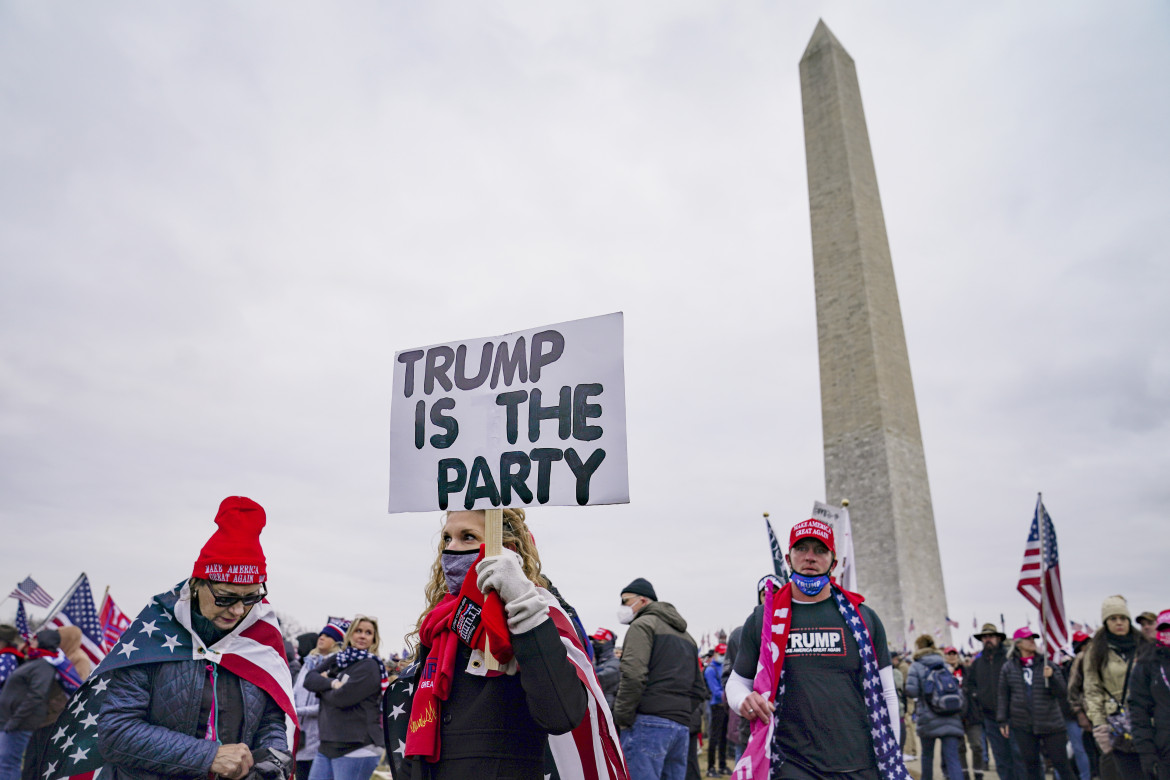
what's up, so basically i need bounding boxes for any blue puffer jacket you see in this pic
[97,660,287,780]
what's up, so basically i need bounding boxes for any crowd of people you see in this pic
[0,498,1166,780]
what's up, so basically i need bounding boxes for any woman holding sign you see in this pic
[389,508,626,780]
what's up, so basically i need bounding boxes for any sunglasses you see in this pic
[208,584,268,607]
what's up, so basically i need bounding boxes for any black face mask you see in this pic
[441,549,479,594]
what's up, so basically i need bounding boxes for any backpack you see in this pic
[923,658,965,715]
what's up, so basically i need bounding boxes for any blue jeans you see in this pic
[1064,719,1090,780]
[984,717,1022,780]
[0,730,32,780]
[921,735,964,780]
[306,753,380,780]
[620,714,689,780]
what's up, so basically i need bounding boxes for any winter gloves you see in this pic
[477,550,548,635]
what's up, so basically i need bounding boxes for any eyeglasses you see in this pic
[209,584,268,607]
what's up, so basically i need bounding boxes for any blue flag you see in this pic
[765,515,790,584]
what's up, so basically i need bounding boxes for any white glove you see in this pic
[476,550,533,605]
[476,550,547,633]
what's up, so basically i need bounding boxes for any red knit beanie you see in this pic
[192,497,267,584]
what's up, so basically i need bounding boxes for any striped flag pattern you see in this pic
[44,574,105,665]
[1016,497,1070,651]
[98,592,132,653]
[9,576,53,608]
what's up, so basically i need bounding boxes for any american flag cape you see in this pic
[1016,497,1070,652]
[40,581,297,780]
[384,588,628,780]
[43,574,105,666]
[9,576,54,609]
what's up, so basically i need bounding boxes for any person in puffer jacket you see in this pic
[906,635,964,780]
[996,628,1074,780]
[589,628,620,713]
[95,497,292,780]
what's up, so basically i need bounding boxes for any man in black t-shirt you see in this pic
[725,518,904,780]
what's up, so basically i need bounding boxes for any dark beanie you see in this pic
[621,578,657,601]
[35,628,61,651]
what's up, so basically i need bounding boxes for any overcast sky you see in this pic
[2,2,1167,655]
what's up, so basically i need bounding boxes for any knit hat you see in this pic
[974,622,1006,641]
[789,518,835,554]
[1101,594,1130,623]
[914,634,935,649]
[35,628,61,651]
[192,497,268,584]
[591,628,616,643]
[1012,627,1039,640]
[621,578,657,602]
[320,617,351,644]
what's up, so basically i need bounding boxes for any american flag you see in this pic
[15,600,30,642]
[946,616,960,628]
[44,574,105,665]
[41,581,297,780]
[1016,496,1070,651]
[98,592,132,653]
[9,576,53,608]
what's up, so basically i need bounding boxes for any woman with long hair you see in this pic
[302,616,387,780]
[1084,595,1150,780]
[394,508,604,780]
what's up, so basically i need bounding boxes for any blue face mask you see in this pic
[791,572,831,597]
[441,549,479,594]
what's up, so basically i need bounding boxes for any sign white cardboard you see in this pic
[389,312,629,513]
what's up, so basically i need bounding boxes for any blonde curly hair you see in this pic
[405,508,546,662]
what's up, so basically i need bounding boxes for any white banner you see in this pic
[388,312,629,513]
[811,500,857,591]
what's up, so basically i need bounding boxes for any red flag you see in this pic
[98,592,132,653]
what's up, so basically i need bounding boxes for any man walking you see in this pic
[726,518,906,780]
[614,578,708,780]
[964,624,1019,780]
[705,643,730,776]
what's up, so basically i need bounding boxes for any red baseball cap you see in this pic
[1157,610,1170,630]
[591,628,615,643]
[715,643,728,654]
[1072,631,1091,643]
[1012,627,1039,640]
[789,518,835,554]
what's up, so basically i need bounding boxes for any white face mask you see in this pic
[617,605,635,625]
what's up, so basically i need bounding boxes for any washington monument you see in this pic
[800,20,949,641]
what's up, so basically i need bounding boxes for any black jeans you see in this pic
[1012,728,1073,780]
[708,704,729,771]
[1099,750,1143,780]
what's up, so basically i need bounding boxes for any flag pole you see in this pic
[1035,493,1050,687]
[41,572,85,625]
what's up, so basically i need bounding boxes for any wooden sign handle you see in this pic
[483,508,503,671]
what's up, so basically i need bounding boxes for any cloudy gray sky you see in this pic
[3,2,1167,654]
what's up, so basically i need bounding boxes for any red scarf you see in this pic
[405,545,513,763]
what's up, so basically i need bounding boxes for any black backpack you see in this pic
[923,658,965,715]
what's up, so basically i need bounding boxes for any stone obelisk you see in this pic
[799,20,949,642]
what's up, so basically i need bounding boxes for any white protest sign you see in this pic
[388,312,629,513]
[811,500,857,591]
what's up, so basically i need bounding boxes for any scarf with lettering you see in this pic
[733,581,911,780]
[404,545,512,763]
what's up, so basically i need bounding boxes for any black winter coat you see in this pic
[0,658,60,732]
[965,643,1009,720]
[996,654,1067,735]
[398,618,587,780]
[1128,644,1170,762]
[302,655,384,755]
